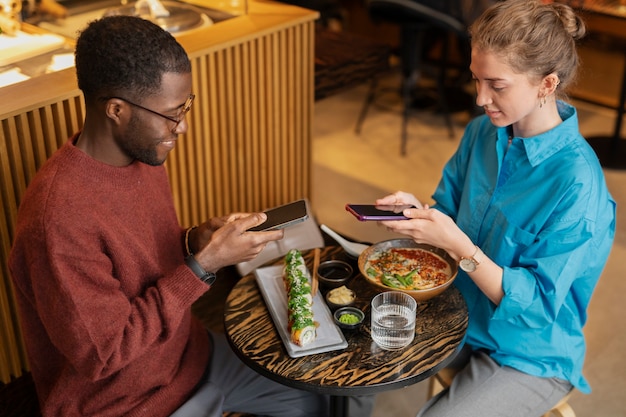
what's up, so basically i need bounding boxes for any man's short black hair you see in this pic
[75,15,191,102]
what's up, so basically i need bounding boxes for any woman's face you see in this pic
[470,48,544,137]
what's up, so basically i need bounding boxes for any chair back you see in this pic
[367,0,467,34]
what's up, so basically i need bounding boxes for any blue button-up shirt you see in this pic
[433,101,616,393]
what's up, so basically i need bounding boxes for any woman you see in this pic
[376,1,616,416]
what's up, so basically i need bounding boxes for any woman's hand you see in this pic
[376,191,425,209]
[377,191,504,304]
[380,207,472,262]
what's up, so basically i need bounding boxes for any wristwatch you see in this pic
[185,255,217,285]
[459,246,484,273]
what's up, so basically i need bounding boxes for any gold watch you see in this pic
[459,246,483,273]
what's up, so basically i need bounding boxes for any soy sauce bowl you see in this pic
[333,306,365,330]
[317,260,353,289]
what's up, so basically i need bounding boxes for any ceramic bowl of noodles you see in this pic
[358,239,457,302]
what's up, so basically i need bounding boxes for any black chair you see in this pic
[355,0,471,155]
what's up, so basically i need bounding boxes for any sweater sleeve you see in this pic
[12,156,210,382]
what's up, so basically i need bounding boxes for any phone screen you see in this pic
[248,199,309,231]
[345,204,415,221]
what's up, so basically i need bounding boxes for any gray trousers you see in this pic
[417,347,573,417]
[171,331,374,417]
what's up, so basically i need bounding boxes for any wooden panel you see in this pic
[168,20,315,227]
[0,97,85,382]
[0,15,316,383]
[0,121,24,382]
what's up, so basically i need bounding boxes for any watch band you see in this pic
[459,246,483,273]
[470,246,483,264]
[185,255,216,285]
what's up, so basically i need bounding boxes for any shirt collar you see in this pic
[497,101,580,167]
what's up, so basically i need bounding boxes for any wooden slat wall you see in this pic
[170,22,315,225]
[0,20,315,383]
[0,96,86,383]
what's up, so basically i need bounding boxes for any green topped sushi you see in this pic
[283,249,317,346]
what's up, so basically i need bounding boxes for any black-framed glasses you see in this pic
[104,94,195,133]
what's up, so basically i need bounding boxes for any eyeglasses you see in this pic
[104,94,195,133]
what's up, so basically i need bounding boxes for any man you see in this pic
[9,16,372,417]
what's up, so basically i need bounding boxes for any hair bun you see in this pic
[552,2,586,41]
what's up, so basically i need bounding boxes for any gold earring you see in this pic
[539,96,547,108]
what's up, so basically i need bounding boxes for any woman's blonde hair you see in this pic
[469,0,586,96]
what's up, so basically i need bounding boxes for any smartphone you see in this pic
[248,199,309,231]
[345,204,415,221]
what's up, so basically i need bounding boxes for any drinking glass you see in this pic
[370,291,417,350]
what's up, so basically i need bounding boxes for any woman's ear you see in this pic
[541,73,561,96]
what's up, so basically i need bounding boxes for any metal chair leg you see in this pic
[436,32,455,138]
[400,25,425,156]
[355,77,379,135]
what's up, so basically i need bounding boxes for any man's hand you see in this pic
[192,213,284,272]
[189,213,251,253]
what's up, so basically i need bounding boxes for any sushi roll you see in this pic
[283,249,316,346]
[290,316,317,346]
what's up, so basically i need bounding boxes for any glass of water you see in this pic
[371,291,417,350]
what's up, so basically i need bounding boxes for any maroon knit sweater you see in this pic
[9,135,210,417]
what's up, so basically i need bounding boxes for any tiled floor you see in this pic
[309,71,626,416]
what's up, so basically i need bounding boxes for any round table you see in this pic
[224,246,468,417]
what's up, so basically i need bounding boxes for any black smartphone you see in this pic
[345,204,415,221]
[248,199,309,231]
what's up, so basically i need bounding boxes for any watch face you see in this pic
[203,272,217,285]
[459,258,476,272]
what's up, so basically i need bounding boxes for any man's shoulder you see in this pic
[22,141,76,199]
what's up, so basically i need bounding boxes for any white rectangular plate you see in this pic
[255,265,348,358]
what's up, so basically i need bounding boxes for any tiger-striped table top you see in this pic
[224,246,468,397]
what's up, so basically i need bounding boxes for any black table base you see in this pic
[330,396,349,417]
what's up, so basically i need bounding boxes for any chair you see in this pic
[314,26,392,101]
[428,368,576,417]
[356,0,471,155]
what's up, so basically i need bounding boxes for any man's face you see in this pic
[113,72,193,166]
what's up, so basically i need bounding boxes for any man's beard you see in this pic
[118,115,167,166]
